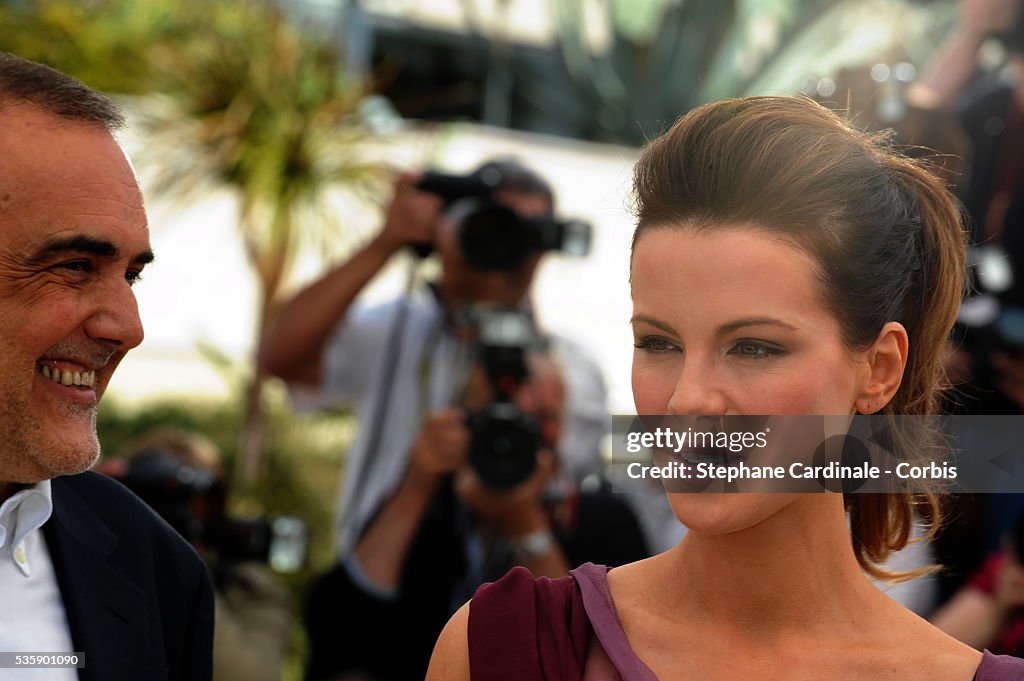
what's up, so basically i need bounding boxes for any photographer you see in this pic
[259,159,609,559]
[302,353,647,681]
[99,428,292,681]
[909,0,1024,414]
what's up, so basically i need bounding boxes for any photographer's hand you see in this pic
[353,409,469,591]
[407,408,471,491]
[258,172,442,386]
[375,173,444,254]
[454,450,570,578]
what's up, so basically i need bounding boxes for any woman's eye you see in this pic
[729,341,782,359]
[634,336,679,353]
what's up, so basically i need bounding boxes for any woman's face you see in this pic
[630,227,872,533]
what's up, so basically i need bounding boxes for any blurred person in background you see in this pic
[909,0,1024,604]
[101,427,292,681]
[302,352,647,681]
[910,0,1024,416]
[933,510,1024,656]
[0,53,213,680]
[260,160,611,559]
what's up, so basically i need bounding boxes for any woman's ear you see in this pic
[855,322,909,414]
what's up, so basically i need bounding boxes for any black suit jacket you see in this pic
[43,472,214,681]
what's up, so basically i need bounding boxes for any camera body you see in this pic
[465,307,548,491]
[414,167,591,271]
[117,450,306,573]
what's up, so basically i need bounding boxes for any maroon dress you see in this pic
[468,563,1024,681]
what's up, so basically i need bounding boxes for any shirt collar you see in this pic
[0,480,54,576]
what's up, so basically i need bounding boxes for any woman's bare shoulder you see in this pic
[879,603,984,680]
[425,601,471,681]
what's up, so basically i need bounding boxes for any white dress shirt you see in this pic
[0,480,77,680]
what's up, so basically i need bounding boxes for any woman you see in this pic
[426,96,1024,680]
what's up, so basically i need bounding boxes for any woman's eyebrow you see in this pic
[630,314,677,334]
[717,317,799,336]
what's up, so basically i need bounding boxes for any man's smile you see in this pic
[36,360,98,389]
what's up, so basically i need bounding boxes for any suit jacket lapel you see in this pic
[44,476,154,681]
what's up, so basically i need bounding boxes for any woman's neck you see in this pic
[655,496,884,634]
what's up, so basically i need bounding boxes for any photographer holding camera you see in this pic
[260,159,609,556]
[99,428,293,681]
[302,350,647,681]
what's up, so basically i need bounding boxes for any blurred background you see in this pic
[4,0,1021,678]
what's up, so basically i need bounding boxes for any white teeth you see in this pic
[38,365,96,389]
[682,451,726,465]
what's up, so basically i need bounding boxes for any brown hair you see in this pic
[0,52,124,129]
[631,96,967,578]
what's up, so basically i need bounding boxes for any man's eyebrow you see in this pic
[27,236,154,266]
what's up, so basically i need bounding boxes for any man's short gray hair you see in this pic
[0,53,124,129]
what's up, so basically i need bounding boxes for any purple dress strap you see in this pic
[571,563,660,681]
[976,650,1024,680]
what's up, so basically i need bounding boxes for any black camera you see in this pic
[414,164,591,271]
[117,450,306,573]
[465,308,547,491]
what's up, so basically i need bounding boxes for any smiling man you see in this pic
[0,54,213,680]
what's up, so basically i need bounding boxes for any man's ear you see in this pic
[855,322,909,415]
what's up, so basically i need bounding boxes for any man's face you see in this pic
[0,105,151,483]
[436,188,551,306]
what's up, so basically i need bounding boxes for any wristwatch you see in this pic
[507,527,555,564]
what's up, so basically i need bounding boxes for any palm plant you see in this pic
[137,0,386,485]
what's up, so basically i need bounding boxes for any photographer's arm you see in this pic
[259,175,442,385]
[353,409,469,589]
[908,0,1019,109]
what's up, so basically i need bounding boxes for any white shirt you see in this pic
[0,480,77,681]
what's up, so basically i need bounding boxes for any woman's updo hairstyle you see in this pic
[631,96,967,579]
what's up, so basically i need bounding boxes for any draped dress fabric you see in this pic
[469,563,1024,681]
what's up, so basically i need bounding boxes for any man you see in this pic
[260,160,610,559]
[0,54,214,680]
[302,355,647,681]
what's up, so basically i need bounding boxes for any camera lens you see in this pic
[468,403,540,490]
[458,205,532,271]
